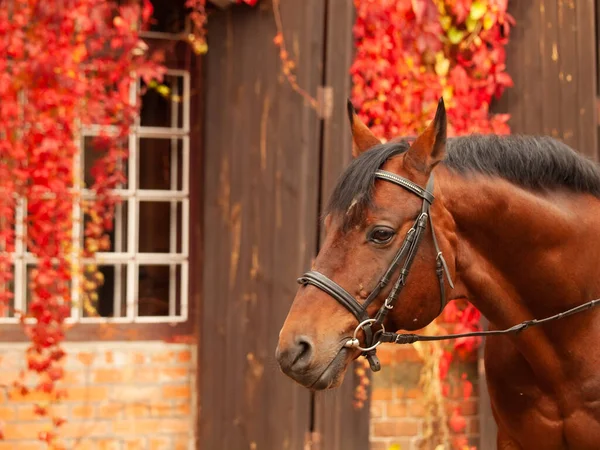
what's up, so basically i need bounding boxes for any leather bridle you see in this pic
[297,169,454,372]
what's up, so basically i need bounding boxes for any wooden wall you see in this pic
[200,1,369,449]
[494,0,598,159]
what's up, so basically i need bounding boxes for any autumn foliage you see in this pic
[0,0,165,444]
[350,0,513,446]
[351,0,513,140]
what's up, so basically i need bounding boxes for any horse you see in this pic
[276,98,600,449]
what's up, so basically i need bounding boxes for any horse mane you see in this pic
[326,134,600,229]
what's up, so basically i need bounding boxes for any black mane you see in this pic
[326,134,600,227]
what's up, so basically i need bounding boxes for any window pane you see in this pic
[138,201,182,253]
[137,264,181,317]
[82,201,128,253]
[139,74,185,129]
[82,264,127,318]
[138,138,183,191]
[83,136,128,189]
[0,265,15,318]
[147,0,187,34]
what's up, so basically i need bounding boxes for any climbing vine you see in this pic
[0,0,165,445]
[350,0,513,447]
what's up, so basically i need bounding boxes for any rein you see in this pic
[380,297,600,344]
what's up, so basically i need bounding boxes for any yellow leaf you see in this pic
[470,0,487,20]
[440,15,452,31]
[434,55,450,77]
[443,85,454,101]
[466,16,477,32]
[447,27,465,45]
[483,14,494,30]
[388,445,402,450]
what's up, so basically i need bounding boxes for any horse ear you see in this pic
[347,99,381,158]
[405,98,447,172]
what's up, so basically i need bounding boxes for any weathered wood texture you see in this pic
[201,1,325,449]
[494,0,598,159]
[313,1,371,450]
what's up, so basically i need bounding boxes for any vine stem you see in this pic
[271,0,319,110]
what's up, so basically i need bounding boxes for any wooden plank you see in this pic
[200,1,325,448]
[313,1,370,450]
[557,0,579,149]
[523,0,545,134]
[540,0,562,139]
[575,0,598,159]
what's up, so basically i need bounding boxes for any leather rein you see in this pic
[297,169,600,373]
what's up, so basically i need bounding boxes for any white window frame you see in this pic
[2,69,191,325]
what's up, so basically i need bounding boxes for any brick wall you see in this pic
[369,346,479,450]
[0,341,196,449]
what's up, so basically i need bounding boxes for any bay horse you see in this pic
[276,98,600,449]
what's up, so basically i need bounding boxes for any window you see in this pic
[1,70,191,326]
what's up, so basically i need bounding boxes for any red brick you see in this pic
[405,388,421,399]
[393,347,422,363]
[176,351,191,363]
[72,404,95,419]
[97,402,124,419]
[387,403,406,418]
[162,367,189,381]
[150,437,171,450]
[16,405,43,420]
[149,401,172,417]
[0,406,16,420]
[174,435,191,450]
[467,417,480,434]
[114,418,189,435]
[372,420,420,437]
[162,384,190,400]
[97,440,121,450]
[408,401,425,417]
[172,401,190,416]
[151,352,174,364]
[460,398,479,416]
[0,442,44,450]
[7,388,56,403]
[125,438,147,450]
[2,422,48,440]
[94,369,123,383]
[370,402,385,418]
[125,403,150,418]
[131,353,146,365]
[59,420,111,438]
[65,386,108,402]
[371,388,392,401]
[77,352,96,366]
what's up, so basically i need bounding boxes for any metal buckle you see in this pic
[344,319,386,352]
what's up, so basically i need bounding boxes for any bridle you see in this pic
[297,169,454,372]
[297,168,600,374]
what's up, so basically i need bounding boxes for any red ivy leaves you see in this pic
[351,0,514,140]
[0,0,164,445]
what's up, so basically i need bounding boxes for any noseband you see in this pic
[297,170,454,372]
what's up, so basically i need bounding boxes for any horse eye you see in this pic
[369,227,395,245]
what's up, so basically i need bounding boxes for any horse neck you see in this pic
[437,167,600,379]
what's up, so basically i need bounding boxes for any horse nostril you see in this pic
[292,336,313,369]
[276,335,314,374]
